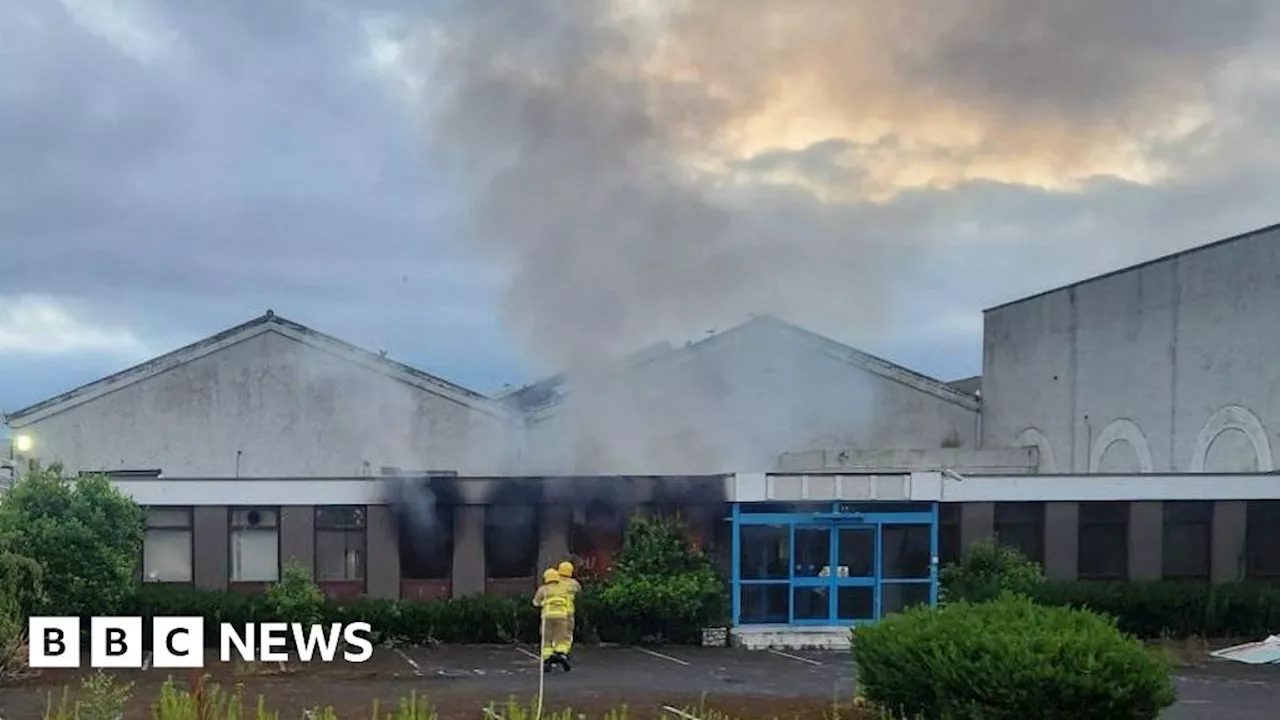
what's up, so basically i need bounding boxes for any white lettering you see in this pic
[219,624,255,663]
[342,622,373,662]
[258,622,289,662]
[290,623,343,662]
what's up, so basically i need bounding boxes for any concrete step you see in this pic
[730,625,852,651]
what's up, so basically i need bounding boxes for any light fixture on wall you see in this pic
[14,434,32,454]
[941,468,965,483]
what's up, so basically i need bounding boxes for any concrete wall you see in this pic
[14,331,514,477]
[522,319,979,475]
[982,228,1280,473]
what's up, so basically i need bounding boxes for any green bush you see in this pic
[1030,580,1280,639]
[593,515,728,644]
[0,467,144,617]
[939,540,1044,604]
[266,562,325,626]
[0,550,42,675]
[853,593,1177,720]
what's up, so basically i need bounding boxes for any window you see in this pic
[738,524,789,623]
[1162,501,1212,580]
[994,502,1044,564]
[229,507,279,583]
[938,504,962,566]
[484,504,540,579]
[142,507,192,583]
[569,500,625,581]
[1246,501,1280,579]
[315,506,366,582]
[1078,502,1129,580]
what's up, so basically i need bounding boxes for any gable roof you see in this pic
[505,314,981,419]
[4,310,507,426]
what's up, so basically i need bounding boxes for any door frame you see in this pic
[731,502,939,627]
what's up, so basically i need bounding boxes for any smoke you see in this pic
[406,0,1269,472]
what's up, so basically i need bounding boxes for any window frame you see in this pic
[1077,501,1130,580]
[228,506,281,585]
[1161,501,1213,581]
[314,505,368,586]
[993,501,1045,565]
[483,503,541,580]
[141,506,194,584]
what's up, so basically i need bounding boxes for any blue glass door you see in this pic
[790,525,833,624]
[834,524,877,623]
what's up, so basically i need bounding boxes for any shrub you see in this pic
[0,550,42,676]
[938,540,1044,604]
[852,593,1177,720]
[593,515,728,644]
[266,562,325,626]
[0,467,144,617]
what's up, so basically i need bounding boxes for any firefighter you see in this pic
[557,561,582,638]
[533,568,572,672]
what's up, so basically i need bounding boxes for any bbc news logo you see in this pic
[28,617,374,668]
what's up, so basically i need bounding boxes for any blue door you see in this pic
[789,523,878,624]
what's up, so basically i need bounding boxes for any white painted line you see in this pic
[636,647,691,666]
[141,652,152,671]
[661,707,702,720]
[394,649,422,675]
[768,648,824,666]
[515,646,541,661]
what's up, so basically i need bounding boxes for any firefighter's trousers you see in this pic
[541,615,573,659]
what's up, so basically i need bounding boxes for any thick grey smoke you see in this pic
[411,0,1271,472]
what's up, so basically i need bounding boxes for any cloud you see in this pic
[0,295,149,357]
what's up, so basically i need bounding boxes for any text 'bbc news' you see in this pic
[28,617,374,668]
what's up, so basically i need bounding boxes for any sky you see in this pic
[1,0,1279,414]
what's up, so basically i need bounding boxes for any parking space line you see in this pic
[635,647,691,666]
[394,649,423,676]
[515,646,540,661]
[142,651,152,671]
[768,648,824,666]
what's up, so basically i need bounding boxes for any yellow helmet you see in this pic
[557,561,574,578]
[543,568,560,583]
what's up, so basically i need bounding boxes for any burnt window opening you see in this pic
[1078,501,1129,580]
[392,478,458,581]
[485,503,541,579]
[1162,501,1212,581]
[994,502,1045,565]
[569,498,626,580]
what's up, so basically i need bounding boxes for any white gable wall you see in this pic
[520,321,979,474]
[13,331,514,477]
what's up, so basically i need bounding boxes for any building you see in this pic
[3,221,1279,637]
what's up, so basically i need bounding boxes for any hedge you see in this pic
[119,580,721,648]
[1029,580,1280,640]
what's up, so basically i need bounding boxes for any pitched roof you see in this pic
[506,314,981,418]
[4,311,506,426]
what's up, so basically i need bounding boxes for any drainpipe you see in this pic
[235,450,243,478]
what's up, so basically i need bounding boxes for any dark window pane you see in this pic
[316,505,365,529]
[739,584,789,624]
[994,502,1044,564]
[792,586,830,621]
[1162,501,1211,580]
[837,586,874,621]
[938,505,961,566]
[399,503,453,580]
[881,583,931,615]
[739,525,789,580]
[1246,501,1280,579]
[881,525,931,579]
[1079,501,1129,524]
[837,528,875,577]
[793,527,831,578]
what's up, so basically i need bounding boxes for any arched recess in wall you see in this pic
[1189,405,1274,473]
[1015,427,1058,474]
[1090,419,1154,473]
